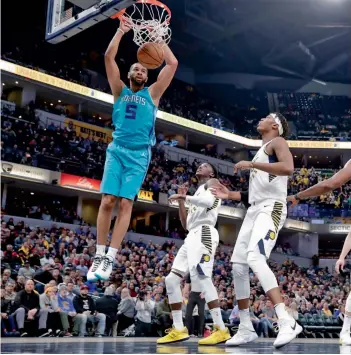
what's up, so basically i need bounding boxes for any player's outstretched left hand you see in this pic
[168,194,186,203]
[234,161,253,173]
[335,258,345,274]
[287,195,299,207]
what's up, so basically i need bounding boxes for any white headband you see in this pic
[271,113,284,136]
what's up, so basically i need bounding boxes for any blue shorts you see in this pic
[100,142,151,200]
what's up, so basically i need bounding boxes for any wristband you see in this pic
[117,28,125,35]
[240,190,249,205]
[295,194,301,201]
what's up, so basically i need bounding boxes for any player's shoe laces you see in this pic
[94,256,114,281]
[198,326,231,345]
[339,331,351,345]
[87,255,103,282]
[225,324,258,346]
[157,326,189,344]
[273,318,302,348]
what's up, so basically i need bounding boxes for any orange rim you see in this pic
[111,0,171,23]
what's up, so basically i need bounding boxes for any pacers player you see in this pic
[287,159,351,345]
[157,163,230,345]
[88,19,178,281]
[212,113,303,348]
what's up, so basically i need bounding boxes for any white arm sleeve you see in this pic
[185,189,216,208]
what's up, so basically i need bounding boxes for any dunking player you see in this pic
[211,113,303,348]
[87,20,178,281]
[287,159,351,345]
[157,163,230,345]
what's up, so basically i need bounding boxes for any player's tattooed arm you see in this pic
[105,19,130,101]
[149,44,178,106]
[288,159,351,204]
[244,137,294,176]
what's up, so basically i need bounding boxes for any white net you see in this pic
[119,1,171,47]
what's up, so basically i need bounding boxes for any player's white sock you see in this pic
[106,247,118,260]
[239,308,254,329]
[96,244,106,256]
[342,315,351,334]
[274,303,290,320]
[172,310,184,330]
[210,308,226,330]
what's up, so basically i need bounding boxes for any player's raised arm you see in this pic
[149,44,178,106]
[288,160,351,204]
[105,20,131,101]
[235,137,294,176]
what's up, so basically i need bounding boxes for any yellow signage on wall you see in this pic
[138,190,154,201]
[64,119,112,143]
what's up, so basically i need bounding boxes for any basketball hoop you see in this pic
[111,0,172,47]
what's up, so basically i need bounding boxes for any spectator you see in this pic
[1,288,21,336]
[18,260,35,279]
[57,284,76,336]
[322,303,333,317]
[156,297,172,335]
[13,279,50,337]
[116,288,135,335]
[95,286,119,336]
[135,290,154,337]
[73,285,106,337]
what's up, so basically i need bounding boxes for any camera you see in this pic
[138,290,146,301]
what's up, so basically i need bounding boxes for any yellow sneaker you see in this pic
[198,326,231,345]
[157,327,190,344]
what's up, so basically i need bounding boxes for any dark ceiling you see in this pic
[2,0,351,84]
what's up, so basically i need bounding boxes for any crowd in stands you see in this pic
[1,110,350,222]
[1,217,350,338]
[3,46,351,141]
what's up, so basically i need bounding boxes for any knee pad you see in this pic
[165,271,182,304]
[346,292,351,313]
[232,263,250,300]
[191,274,218,303]
[247,251,278,293]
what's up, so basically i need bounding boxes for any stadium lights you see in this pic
[99,117,102,120]
[30,192,34,195]
[19,116,22,119]
[2,83,4,86]
[15,81,18,84]
[50,103,53,106]
[58,100,61,103]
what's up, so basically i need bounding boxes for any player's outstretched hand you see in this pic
[168,194,186,203]
[178,183,188,195]
[335,258,345,274]
[234,160,253,173]
[119,17,132,33]
[287,195,299,207]
[210,183,229,200]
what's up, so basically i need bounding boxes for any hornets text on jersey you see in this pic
[112,86,157,149]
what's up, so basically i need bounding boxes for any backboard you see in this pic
[46,0,136,44]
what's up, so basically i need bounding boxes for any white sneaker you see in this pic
[339,332,351,345]
[273,318,302,348]
[94,256,114,281]
[87,255,103,282]
[226,324,258,346]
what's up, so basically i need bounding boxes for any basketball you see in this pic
[137,42,165,69]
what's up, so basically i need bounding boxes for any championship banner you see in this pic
[60,173,101,192]
[1,162,51,183]
[64,119,113,143]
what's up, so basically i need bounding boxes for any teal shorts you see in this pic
[100,142,151,200]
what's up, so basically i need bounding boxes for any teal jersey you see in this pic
[112,86,157,149]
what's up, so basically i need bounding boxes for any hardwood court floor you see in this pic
[1,337,348,354]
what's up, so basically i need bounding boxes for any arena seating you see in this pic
[1,217,350,338]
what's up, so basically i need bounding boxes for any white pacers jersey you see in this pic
[249,139,288,204]
[186,184,221,231]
